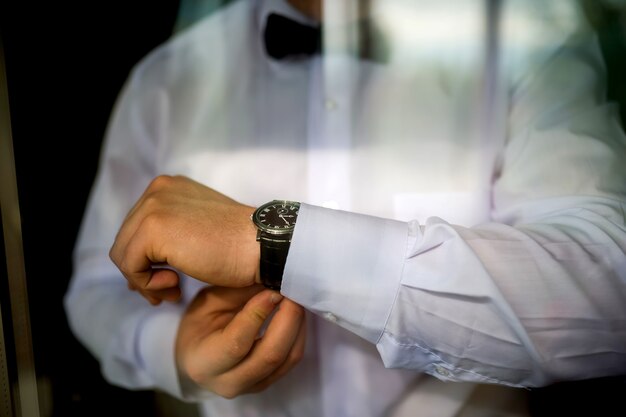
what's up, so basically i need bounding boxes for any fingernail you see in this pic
[270,292,284,304]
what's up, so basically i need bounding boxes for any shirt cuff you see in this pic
[138,304,214,402]
[138,305,186,398]
[281,203,409,343]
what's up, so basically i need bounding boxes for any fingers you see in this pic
[178,287,306,399]
[110,176,185,291]
[241,299,305,377]
[219,298,305,394]
[246,309,307,393]
[209,290,286,373]
[109,216,158,292]
[180,289,284,396]
[147,268,180,290]
[125,266,181,304]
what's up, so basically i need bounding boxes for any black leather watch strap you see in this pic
[258,235,290,290]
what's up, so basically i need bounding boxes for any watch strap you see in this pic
[258,234,291,290]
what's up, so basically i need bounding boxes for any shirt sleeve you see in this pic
[281,12,626,388]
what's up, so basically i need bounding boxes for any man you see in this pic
[65,0,626,416]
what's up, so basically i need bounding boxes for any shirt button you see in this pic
[434,365,451,377]
[324,98,337,111]
[323,312,338,323]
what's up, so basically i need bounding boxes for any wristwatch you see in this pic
[251,200,300,290]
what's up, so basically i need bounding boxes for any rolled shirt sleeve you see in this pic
[283,197,626,388]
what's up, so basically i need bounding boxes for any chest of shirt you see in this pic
[158,55,501,227]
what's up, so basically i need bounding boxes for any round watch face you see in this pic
[253,200,300,234]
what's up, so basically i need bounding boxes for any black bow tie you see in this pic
[263,13,322,60]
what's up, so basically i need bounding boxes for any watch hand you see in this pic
[279,214,290,225]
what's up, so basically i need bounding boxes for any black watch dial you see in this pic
[253,201,300,234]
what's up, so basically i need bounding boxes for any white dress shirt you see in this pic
[64,0,626,416]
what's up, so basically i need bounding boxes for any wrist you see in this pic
[234,205,261,286]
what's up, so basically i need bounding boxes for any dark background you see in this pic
[1,1,182,416]
[1,1,625,416]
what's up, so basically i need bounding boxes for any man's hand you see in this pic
[109,175,260,304]
[176,285,306,398]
